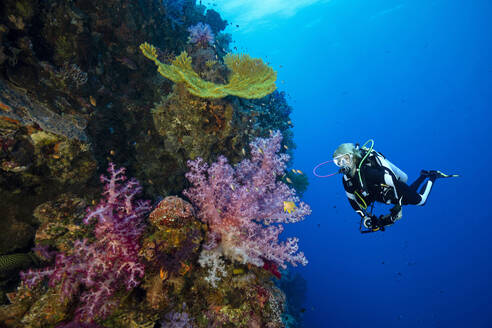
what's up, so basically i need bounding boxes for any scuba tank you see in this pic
[386,160,408,183]
[356,139,408,185]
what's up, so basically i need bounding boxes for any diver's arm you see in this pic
[346,193,365,218]
[342,177,366,218]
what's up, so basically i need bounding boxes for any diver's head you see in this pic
[333,143,361,176]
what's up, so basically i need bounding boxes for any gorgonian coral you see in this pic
[187,22,215,46]
[21,163,151,323]
[184,131,310,270]
[140,42,277,99]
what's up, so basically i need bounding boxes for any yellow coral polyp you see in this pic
[139,42,277,99]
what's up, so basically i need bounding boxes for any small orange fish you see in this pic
[0,101,11,112]
[89,96,96,106]
[160,267,168,280]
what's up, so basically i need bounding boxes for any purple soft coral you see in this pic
[162,310,193,328]
[162,303,193,328]
[187,22,215,46]
[21,163,151,323]
[184,131,310,269]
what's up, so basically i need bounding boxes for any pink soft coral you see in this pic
[21,163,151,323]
[184,131,310,269]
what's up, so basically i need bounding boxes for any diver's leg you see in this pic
[416,180,434,205]
[404,170,457,206]
[411,170,457,205]
[415,172,444,205]
[409,170,428,192]
[395,181,422,205]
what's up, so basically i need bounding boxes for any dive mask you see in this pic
[333,153,353,168]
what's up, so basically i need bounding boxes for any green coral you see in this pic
[18,287,70,327]
[54,36,76,62]
[29,131,59,147]
[140,42,277,99]
[33,193,89,253]
[14,0,34,19]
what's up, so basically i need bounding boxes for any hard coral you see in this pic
[184,131,310,270]
[149,196,195,229]
[21,163,151,323]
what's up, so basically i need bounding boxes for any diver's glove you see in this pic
[377,205,402,227]
[390,204,402,221]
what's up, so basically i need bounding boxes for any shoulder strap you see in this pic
[358,149,391,192]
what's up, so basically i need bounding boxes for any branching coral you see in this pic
[184,131,310,271]
[140,42,277,99]
[20,163,151,323]
[198,249,227,288]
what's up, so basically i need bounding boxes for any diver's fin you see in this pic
[428,170,459,179]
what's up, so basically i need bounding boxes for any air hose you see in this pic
[357,139,374,188]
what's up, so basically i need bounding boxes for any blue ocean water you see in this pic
[214,0,492,327]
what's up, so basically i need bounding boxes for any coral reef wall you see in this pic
[0,0,309,327]
[0,0,229,254]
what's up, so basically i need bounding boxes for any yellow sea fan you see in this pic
[140,42,158,61]
[139,42,277,99]
[223,53,277,99]
[172,52,193,70]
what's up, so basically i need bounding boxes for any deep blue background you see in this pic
[220,0,492,327]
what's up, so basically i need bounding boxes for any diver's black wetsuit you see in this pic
[342,154,437,221]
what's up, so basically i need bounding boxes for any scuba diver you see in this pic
[329,140,458,233]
